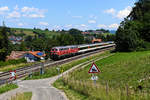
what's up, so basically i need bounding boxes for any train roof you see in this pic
[52,45,78,49]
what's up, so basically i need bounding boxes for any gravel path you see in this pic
[0,53,113,100]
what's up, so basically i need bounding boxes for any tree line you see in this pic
[115,0,150,51]
[0,25,115,61]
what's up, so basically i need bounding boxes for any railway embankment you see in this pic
[24,51,111,80]
[54,51,150,100]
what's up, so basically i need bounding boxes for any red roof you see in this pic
[28,51,46,58]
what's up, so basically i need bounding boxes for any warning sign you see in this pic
[9,70,16,80]
[88,62,100,73]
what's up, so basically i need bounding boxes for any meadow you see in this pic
[54,51,150,100]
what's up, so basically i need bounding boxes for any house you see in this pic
[24,51,46,62]
[8,36,23,44]
[92,38,102,43]
[6,51,46,62]
[82,32,90,35]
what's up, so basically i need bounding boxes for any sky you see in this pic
[0,0,136,31]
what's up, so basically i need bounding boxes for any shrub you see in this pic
[0,58,27,67]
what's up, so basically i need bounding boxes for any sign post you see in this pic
[40,62,44,75]
[56,67,60,74]
[88,62,100,85]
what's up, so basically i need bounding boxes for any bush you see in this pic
[0,58,27,67]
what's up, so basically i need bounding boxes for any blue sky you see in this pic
[0,0,136,31]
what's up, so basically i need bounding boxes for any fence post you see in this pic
[126,84,129,99]
[106,81,109,95]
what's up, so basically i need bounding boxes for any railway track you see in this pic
[0,45,115,85]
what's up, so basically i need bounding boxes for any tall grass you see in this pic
[58,77,150,100]
[0,58,26,67]
[11,92,32,100]
[0,62,36,72]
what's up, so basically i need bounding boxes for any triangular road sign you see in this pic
[88,62,100,73]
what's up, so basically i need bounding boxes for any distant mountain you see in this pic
[110,30,116,34]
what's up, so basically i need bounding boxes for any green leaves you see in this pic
[116,0,150,52]
[0,27,9,61]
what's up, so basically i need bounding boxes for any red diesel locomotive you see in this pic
[50,46,78,60]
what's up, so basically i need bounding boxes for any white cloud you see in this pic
[53,25,62,31]
[80,24,87,27]
[97,24,107,29]
[24,14,45,18]
[79,24,88,30]
[104,8,116,15]
[116,6,132,19]
[89,15,97,19]
[14,5,19,11]
[7,11,21,18]
[21,6,47,18]
[0,6,9,15]
[97,23,119,29]
[64,24,72,28]
[72,16,83,18]
[18,22,24,26]
[88,20,96,24]
[104,6,132,19]
[0,6,9,12]
[108,23,119,29]
[22,7,38,12]
[39,22,49,26]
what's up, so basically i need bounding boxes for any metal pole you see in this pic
[92,74,96,85]
[40,62,44,75]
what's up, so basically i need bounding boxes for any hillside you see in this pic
[54,51,150,100]
[9,27,61,39]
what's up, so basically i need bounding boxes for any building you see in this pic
[81,32,90,35]
[92,38,102,43]
[6,51,27,61]
[24,51,46,62]
[7,51,46,62]
[8,36,23,44]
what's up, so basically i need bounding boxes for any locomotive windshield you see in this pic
[51,48,58,51]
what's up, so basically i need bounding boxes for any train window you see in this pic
[52,48,55,51]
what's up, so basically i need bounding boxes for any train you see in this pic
[50,41,115,60]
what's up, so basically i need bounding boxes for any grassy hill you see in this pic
[9,27,61,39]
[54,51,150,100]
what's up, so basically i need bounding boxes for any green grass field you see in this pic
[11,27,60,38]
[54,51,150,100]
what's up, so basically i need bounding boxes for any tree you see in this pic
[69,28,84,44]
[116,0,150,51]
[45,28,49,31]
[0,27,9,61]
[116,20,141,51]
[69,28,81,35]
